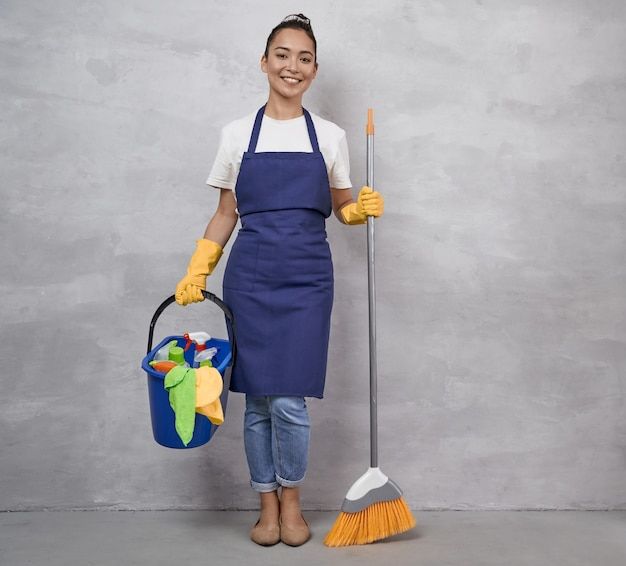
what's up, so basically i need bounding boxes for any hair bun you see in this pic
[281,13,311,26]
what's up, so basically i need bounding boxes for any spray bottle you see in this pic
[188,332,213,367]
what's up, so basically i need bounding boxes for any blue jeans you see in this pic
[244,395,310,493]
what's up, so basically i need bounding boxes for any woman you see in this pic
[175,14,384,547]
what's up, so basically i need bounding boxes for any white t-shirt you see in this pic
[206,109,353,198]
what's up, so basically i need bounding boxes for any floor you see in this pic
[1,510,625,565]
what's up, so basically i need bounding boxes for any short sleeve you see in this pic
[206,126,236,190]
[329,131,352,189]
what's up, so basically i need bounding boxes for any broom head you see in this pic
[324,467,416,547]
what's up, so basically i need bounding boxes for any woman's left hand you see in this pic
[357,185,384,217]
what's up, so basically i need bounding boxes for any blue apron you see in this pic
[222,104,334,398]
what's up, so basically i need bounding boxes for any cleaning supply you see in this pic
[163,364,225,444]
[163,365,197,446]
[195,347,218,368]
[143,291,236,449]
[175,239,224,306]
[325,109,415,547]
[168,346,190,368]
[153,339,178,361]
[339,186,384,225]
[188,331,214,366]
[189,331,211,350]
[195,365,224,425]
[149,360,178,373]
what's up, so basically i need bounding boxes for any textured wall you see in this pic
[1,0,625,511]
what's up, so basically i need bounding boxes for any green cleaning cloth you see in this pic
[163,365,196,446]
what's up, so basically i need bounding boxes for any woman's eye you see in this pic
[302,58,311,63]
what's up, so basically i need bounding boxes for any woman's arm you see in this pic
[174,188,238,305]
[202,188,239,246]
[331,186,385,224]
[331,187,356,224]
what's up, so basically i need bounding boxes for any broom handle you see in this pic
[366,108,378,468]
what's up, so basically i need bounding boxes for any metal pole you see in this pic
[366,108,378,468]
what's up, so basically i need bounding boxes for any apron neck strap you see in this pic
[247,104,320,153]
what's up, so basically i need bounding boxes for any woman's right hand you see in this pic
[175,239,224,306]
[175,278,205,306]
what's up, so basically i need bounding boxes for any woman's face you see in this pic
[261,28,317,100]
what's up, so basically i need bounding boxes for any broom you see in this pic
[324,108,417,547]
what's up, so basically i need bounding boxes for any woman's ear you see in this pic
[260,54,267,73]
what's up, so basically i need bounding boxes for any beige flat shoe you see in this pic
[279,513,311,546]
[250,518,280,546]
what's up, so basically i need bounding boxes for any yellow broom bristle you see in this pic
[324,496,416,547]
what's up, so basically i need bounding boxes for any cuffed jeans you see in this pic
[244,395,310,493]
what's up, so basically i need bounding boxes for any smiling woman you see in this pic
[173,12,384,547]
[259,20,319,116]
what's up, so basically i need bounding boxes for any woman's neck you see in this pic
[264,95,304,120]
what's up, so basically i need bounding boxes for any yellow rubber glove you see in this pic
[339,185,385,225]
[175,239,223,306]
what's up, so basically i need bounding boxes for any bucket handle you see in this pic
[146,291,237,369]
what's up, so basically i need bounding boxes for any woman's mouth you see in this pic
[281,76,302,85]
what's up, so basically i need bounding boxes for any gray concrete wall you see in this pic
[1,0,624,511]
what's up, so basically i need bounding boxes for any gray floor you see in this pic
[1,510,625,565]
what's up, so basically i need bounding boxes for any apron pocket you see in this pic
[223,237,259,292]
[256,239,333,286]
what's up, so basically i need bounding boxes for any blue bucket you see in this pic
[141,291,237,449]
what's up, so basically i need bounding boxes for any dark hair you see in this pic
[263,13,317,65]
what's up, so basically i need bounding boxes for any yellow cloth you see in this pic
[195,365,224,425]
[340,185,384,225]
[175,239,224,306]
